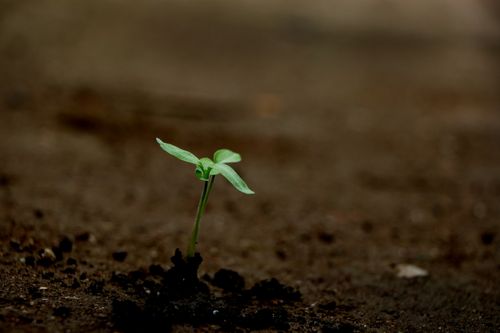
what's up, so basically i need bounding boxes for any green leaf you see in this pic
[213,149,241,164]
[198,157,215,169]
[156,138,199,165]
[212,163,254,194]
[195,165,208,181]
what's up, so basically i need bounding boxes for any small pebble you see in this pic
[37,249,56,267]
[24,256,36,266]
[62,267,76,275]
[10,240,22,252]
[75,232,90,242]
[396,264,428,278]
[480,232,495,245]
[33,209,44,219]
[59,237,73,253]
[319,300,337,310]
[51,246,64,262]
[318,232,335,244]
[28,287,42,298]
[66,258,77,266]
[112,251,128,262]
[361,220,373,233]
[87,280,104,295]
[0,174,10,187]
[41,248,56,260]
[275,249,287,260]
[71,278,80,289]
[53,306,71,318]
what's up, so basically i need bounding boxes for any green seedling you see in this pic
[156,138,254,258]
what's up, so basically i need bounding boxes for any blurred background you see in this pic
[1,0,499,97]
[1,0,499,275]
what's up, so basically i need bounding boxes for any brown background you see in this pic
[1,1,499,331]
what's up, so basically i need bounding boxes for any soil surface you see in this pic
[1,1,500,332]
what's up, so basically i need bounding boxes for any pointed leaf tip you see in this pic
[212,163,254,194]
[156,138,200,165]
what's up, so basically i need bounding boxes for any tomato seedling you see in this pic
[156,138,254,258]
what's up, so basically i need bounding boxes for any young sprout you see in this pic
[156,138,254,258]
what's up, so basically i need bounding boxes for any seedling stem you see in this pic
[187,175,215,258]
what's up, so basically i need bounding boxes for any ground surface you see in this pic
[1,1,500,332]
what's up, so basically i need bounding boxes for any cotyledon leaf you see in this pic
[198,157,215,169]
[211,163,254,194]
[213,149,242,164]
[156,138,200,165]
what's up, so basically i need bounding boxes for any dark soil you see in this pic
[1,2,500,332]
[112,249,305,332]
